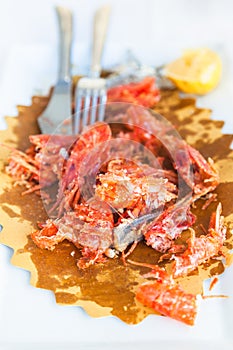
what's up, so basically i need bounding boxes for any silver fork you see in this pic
[74,5,111,134]
[38,6,73,135]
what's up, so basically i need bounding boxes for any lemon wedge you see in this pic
[165,48,222,95]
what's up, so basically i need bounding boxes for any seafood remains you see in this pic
[5,104,226,325]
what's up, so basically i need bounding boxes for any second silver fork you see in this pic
[74,5,111,134]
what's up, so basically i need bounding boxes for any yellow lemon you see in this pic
[165,48,222,95]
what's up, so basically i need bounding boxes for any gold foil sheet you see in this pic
[0,89,233,324]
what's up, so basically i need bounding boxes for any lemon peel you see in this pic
[165,48,222,95]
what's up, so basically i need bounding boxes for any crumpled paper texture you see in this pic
[0,89,233,324]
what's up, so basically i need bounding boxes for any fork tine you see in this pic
[98,90,107,121]
[82,90,91,129]
[90,90,98,124]
[74,90,83,134]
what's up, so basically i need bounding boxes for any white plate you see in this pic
[0,31,233,350]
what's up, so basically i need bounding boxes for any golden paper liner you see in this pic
[0,89,233,324]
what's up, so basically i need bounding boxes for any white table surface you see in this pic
[0,1,233,349]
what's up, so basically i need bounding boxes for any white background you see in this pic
[0,0,233,349]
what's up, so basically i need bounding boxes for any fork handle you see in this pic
[56,6,73,82]
[90,5,111,78]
